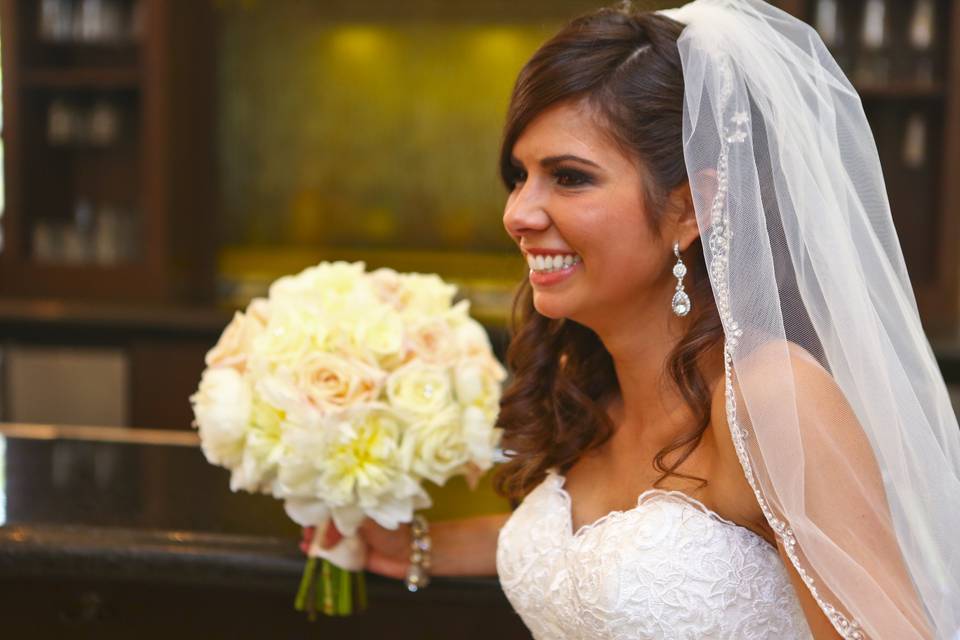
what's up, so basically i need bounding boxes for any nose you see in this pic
[503,182,550,240]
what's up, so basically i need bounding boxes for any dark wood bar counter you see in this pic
[0,423,530,639]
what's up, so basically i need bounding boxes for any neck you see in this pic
[588,286,697,450]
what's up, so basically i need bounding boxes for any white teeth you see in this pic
[526,253,581,273]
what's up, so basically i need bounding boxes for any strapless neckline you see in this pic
[549,469,770,545]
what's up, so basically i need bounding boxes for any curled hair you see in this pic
[493,5,724,501]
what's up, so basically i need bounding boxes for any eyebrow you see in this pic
[510,154,603,170]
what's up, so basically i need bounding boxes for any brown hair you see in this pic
[492,5,724,502]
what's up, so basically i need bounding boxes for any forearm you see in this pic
[430,512,511,577]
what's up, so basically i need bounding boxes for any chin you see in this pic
[531,292,573,321]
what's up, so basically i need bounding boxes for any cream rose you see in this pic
[205,309,265,370]
[407,317,459,365]
[291,352,385,413]
[386,361,452,415]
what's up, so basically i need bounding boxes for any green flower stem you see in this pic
[294,557,317,612]
[295,560,366,619]
[356,571,367,612]
[337,567,352,615]
[321,559,335,616]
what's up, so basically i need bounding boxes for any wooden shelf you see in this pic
[0,0,217,304]
[21,67,140,90]
[856,82,945,99]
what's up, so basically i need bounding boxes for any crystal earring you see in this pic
[671,241,691,317]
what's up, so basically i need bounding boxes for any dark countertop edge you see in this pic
[0,523,505,603]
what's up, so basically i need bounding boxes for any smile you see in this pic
[526,253,582,273]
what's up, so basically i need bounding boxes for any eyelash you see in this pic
[507,167,593,190]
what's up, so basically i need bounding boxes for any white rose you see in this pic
[400,404,471,485]
[352,309,405,366]
[386,361,452,415]
[461,405,503,470]
[398,273,457,316]
[190,367,252,470]
[288,351,385,413]
[453,357,506,414]
[269,261,366,303]
[250,302,327,372]
[453,316,496,360]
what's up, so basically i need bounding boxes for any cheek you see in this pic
[581,228,665,295]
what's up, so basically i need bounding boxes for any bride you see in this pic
[303,1,960,638]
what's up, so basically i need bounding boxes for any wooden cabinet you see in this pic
[773,0,960,336]
[0,0,217,303]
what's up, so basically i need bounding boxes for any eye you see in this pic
[554,168,592,187]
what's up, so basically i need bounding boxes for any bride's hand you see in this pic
[301,520,412,580]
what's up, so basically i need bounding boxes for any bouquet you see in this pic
[189,261,506,619]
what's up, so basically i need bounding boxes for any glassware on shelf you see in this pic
[88,100,120,146]
[70,198,97,264]
[39,0,73,42]
[855,0,891,86]
[32,220,58,262]
[46,98,122,147]
[38,0,137,44]
[907,0,937,86]
[47,99,76,145]
[813,0,851,72]
[902,112,928,169]
[32,201,138,266]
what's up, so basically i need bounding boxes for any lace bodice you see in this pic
[496,469,813,639]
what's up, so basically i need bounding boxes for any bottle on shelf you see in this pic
[813,0,851,72]
[855,0,891,86]
[38,0,140,45]
[907,0,937,86]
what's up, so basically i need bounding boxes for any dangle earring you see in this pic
[671,241,691,317]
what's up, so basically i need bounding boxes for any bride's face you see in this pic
[503,100,675,326]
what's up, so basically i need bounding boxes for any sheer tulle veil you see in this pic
[653,1,960,637]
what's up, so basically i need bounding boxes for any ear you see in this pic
[667,179,701,253]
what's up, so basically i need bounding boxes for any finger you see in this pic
[299,527,316,554]
[321,520,343,549]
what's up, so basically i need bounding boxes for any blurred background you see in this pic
[0,0,956,635]
[0,0,957,513]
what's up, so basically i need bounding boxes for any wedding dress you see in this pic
[496,468,813,639]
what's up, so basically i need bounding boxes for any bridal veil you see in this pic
[654,1,960,637]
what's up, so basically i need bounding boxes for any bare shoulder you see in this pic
[705,339,830,543]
